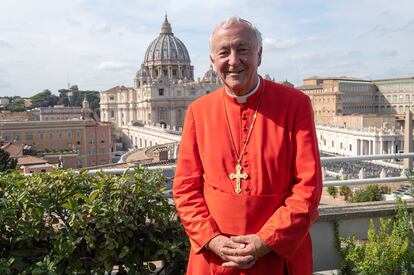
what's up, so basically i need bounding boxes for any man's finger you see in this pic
[220,246,250,257]
[222,258,256,269]
[222,254,255,265]
[222,240,242,249]
[231,235,249,243]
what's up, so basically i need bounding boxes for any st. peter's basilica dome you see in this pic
[144,15,191,64]
[138,15,194,82]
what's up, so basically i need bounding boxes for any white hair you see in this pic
[209,16,262,53]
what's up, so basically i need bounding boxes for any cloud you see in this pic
[396,19,414,32]
[263,36,317,51]
[0,40,12,48]
[66,18,81,26]
[94,61,130,71]
[378,50,398,57]
[90,22,111,33]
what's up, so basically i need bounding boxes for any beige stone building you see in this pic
[373,77,414,115]
[298,76,414,125]
[30,105,83,121]
[100,16,221,134]
[297,76,413,157]
[0,97,10,107]
[0,120,114,168]
[298,76,378,124]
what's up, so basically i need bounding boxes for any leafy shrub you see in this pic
[349,185,390,203]
[327,186,338,198]
[340,186,352,200]
[0,149,17,172]
[0,168,188,274]
[339,200,414,275]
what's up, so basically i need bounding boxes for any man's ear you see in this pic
[257,47,263,67]
[209,54,214,64]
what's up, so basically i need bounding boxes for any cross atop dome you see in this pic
[161,14,173,35]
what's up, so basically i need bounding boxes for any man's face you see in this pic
[210,22,262,96]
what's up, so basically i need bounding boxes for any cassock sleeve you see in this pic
[256,95,322,260]
[173,105,221,253]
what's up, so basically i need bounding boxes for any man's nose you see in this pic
[228,50,240,66]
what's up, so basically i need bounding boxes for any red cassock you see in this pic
[173,78,322,275]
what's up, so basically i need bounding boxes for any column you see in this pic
[368,140,372,155]
[357,139,361,155]
[403,110,413,170]
[170,108,176,128]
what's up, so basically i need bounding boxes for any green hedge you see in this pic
[339,200,414,274]
[0,168,188,274]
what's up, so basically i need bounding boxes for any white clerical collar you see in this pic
[225,77,260,104]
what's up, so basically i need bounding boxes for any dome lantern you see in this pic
[161,15,173,35]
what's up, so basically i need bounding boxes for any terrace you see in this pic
[1,153,413,273]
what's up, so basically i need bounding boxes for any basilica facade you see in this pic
[100,16,221,133]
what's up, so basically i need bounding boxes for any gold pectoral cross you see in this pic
[229,163,248,194]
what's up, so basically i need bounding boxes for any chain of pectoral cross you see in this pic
[223,81,265,193]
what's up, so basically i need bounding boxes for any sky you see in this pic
[1,0,413,97]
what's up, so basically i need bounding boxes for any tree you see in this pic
[0,149,17,171]
[30,90,59,108]
[5,102,26,112]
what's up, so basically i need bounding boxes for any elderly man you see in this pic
[173,17,322,275]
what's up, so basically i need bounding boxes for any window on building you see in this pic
[89,148,96,155]
[58,131,63,139]
[15,134,20,141]
[349,144,352,151]
[158,109,166,120]
[158,88,164,96]
[49,132,54,140]
[27,134,33,141]
[99,148,105,154]
[176,90,182,96]
[39,133,44,140]
[332,141,334,147]
[110,110,115,118]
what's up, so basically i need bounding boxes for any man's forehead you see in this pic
[212,25,256,47]
[214,40,252,50]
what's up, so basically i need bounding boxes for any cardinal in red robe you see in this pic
[173,17,322,275]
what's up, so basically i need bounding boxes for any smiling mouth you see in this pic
[228,70,244,75]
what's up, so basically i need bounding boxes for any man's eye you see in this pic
[217,51,229,57]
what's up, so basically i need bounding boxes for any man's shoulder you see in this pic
[189,86,224,110]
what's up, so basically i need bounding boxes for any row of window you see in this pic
[3,130,81,142]
[89,147,107,155]
[320,138,353,151]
